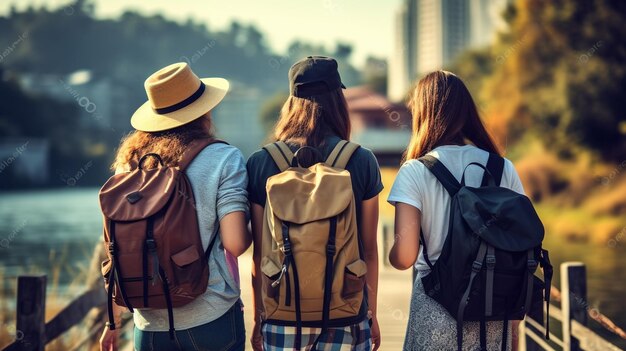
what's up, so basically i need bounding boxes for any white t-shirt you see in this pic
[387,144,525,272]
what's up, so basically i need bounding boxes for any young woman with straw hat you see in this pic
[99,62,250,351]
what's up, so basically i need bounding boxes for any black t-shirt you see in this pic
[246,135,384,233]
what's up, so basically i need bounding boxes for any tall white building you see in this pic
[387,1,413,102]
[470,0,511,47]
[387,0,510,102]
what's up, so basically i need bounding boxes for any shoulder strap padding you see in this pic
[482,153,504,187]
[263,141,294,172]
[418,155,461,196]
[178,138,227,171]
[326,140,360,169]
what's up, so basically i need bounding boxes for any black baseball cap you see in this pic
[288,56,346,98]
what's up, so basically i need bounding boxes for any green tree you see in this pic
[364,74,387,95]
[0,69,111,188]
[362,56,388,95]
[259,92,289,135]
[448,48,493,109]
[482,0,626,160]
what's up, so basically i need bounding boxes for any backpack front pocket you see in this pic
[342,259,367,298]
[261,257,282,300]
[171,245,202,285]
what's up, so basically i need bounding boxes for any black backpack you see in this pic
[418,153,553,351]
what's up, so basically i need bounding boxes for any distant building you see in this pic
[388,0,511,101]
[388,0,414,102]
[212,82,267,158]
[0,138,49,186]
[363,57,388,80]
[17,70,129,131]
[345,87,412,166]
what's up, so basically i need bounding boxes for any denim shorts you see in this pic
[134,303,245,351]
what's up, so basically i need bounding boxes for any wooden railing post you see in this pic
[517,319,527,350]
[15,275,46,351]
[382,222,391,267]
[524,296,544,351]
[561,262,587,351]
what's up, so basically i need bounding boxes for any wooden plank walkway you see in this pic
[237,252,413,350]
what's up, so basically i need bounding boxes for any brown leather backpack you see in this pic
[99,138,224,338]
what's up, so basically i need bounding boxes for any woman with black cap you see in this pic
[247,56,383,350]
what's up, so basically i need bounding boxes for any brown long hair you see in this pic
[404,71,500,160]
[111,113,214,171]
[274,88,351,147]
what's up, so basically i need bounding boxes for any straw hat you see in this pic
[131,62,229,132]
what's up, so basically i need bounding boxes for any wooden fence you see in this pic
[519,262,622,351]
[1,262,624,350]
[0,275,127,351]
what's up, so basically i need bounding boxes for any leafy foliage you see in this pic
[474,0,626,160]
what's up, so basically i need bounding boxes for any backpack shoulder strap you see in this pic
[179,138,228,171]
[418,155,461,196]
[325,140,360,169]
[263,141,294,172]
[481,153,504,187]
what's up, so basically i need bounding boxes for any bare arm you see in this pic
[219,211,251,257]
[100,302,127,351]
[361,196,381,350]
[110,301,126,326]
[389,202,421,270]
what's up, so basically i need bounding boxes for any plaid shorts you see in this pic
[262,319,372,351]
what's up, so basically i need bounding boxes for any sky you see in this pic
[0,0,402,67]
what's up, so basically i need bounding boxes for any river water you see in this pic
[0,188,624,348]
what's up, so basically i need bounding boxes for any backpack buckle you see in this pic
[486,255,496,269]
[472,261,483,272]
[145,239,157,252]
[282,242,292,256]
[326,244,336,256]
[527,259,538,272]
[107,242,116,254]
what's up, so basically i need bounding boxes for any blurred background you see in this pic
[0,0,625,350]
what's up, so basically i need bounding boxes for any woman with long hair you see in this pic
[247,56,383,350]
[99,62,250,351]
[387,71,524,350]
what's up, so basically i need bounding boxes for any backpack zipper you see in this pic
[271,265,287,287]
[272,263,292,306]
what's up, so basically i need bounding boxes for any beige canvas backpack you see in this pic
[260,140,368,347]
